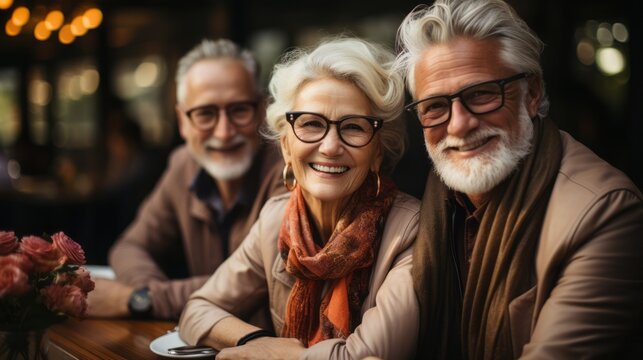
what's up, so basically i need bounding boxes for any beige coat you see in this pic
[109,144,284,319]
[510,132,643,358]
[179,192,420,360]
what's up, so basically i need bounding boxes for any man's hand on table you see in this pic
[86,278,133,318]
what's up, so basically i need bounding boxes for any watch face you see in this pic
[129,288,152,313]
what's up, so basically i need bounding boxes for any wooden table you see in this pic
[48,318,177,359]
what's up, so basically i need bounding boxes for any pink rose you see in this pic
[20,235,64,273]
[40,284,87,318]
[2,253,33,272]
[0,231,18,255]
[71,267,95,294]
[0,255,31,297]
[53,268,94,295]
[51,232,86,265]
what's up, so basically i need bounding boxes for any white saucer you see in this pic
[149,331,215,358]
[84,265,116,279]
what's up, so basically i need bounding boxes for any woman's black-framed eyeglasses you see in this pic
[285,111,382,148]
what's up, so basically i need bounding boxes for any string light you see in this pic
[5,19,20,36]
[34,21,51,41]
[2,4,102,44]
[45,10,64,31]
[82,8,102,29]
[0,0,13,10]
[58,23,75,44]
[70,15,87,36]
[11,6,30,27]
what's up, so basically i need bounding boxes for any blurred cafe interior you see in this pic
[0,0,640,264]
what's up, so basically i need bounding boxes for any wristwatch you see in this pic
[128,287,153,319]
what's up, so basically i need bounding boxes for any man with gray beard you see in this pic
[395,1,643,359]
[87,39,284,320]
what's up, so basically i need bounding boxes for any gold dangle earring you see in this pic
[374,171,381,198]
[283,163,297,191]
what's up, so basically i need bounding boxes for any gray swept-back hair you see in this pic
[395,0,549,117]
[264,37,406,174]
[175,38,259,103]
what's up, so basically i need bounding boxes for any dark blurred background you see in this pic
[0,0,640,264]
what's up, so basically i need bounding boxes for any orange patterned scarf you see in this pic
[279,174,397,346]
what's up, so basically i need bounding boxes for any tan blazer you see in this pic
[510,132,643,358]
[179,192,420,360]
[109,144,284,319]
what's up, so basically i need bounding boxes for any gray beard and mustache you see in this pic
[189,135,255,181]
[426,103,534,195]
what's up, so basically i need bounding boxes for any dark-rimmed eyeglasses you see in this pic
[285,111,383,148]
[405,72,530,128]
[185,101,258,131]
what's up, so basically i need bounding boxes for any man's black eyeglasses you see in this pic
[405,72,530,128]
[185,101,258,131]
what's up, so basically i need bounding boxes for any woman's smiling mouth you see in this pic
[310,163,349,174]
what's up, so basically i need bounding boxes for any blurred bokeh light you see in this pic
[44,10,64,31]
[0,0,14,10]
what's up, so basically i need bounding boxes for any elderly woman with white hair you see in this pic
[178,37,420,360]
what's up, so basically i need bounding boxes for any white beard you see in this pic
[426,104,534,195]
[190,135,256,181]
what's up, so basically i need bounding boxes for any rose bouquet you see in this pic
[0,230,95,331]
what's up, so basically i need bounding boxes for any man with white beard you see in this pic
[396,1,643,359]
[87,39,284,320]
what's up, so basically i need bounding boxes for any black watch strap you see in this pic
[236,329,273,346]
[128,287,153,319]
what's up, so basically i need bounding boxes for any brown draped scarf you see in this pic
[413,117,563,360]
[279,174,397,346]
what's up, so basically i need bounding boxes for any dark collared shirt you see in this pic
[189,155,263,257]
[452,191,488,286]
